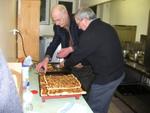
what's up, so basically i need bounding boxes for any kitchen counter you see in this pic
[125,59,150,78]
[26,69,93,113]
[115,59,150,113]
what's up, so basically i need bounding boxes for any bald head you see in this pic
[51,4,67,15]
[51,5,69,28]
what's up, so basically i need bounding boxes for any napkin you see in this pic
[57,102,87,113]
[23,56,33,66]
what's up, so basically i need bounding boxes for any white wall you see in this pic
[104,0,150,41]
[80,0,111,7]
[81,0,150,41]
[0,0,17,61]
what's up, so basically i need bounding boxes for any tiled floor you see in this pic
[108,96,134,113]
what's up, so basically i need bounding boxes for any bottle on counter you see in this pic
[22,65,30,89]
[23,82,33,113]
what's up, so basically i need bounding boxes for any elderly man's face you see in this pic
[75,18,87,31]
[52,10,67,28]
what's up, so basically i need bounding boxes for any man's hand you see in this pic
[60,61,65,68]
[74,63,84,68]
[36,57,49,73]
[57,47,74,58]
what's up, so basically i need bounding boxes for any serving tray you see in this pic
[38,73,86,102]
[41,94,82,102]
[46,62,70,74]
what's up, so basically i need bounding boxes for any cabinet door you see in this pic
[17,0,40,61]
[114,25,136,42]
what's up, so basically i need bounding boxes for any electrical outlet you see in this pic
[10,29,19,35]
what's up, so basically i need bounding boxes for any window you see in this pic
[59,1,73,14]
[40,0,50,25]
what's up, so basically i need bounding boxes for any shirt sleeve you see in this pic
[64,30,101,68]
[45,25,61,59]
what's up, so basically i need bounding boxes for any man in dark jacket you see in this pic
[60,8,125,113]
[36,4,82,72]
[36,5,94,94]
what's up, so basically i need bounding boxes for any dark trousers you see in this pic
[88,73,125,113]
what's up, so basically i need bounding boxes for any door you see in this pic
[17,0,40,61]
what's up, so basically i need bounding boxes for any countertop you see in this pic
[25,69,93,113]
[125,59,150,78]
